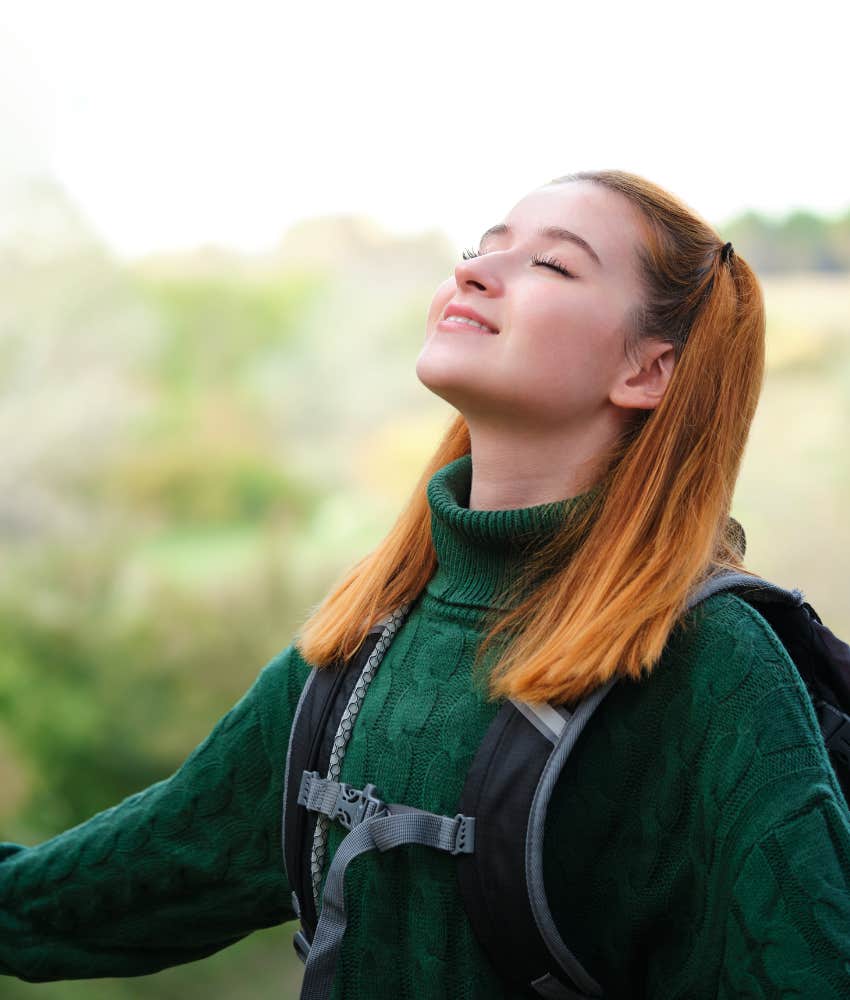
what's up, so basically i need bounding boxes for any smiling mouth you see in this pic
[438,316,499,335]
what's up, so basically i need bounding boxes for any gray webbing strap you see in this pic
[524,681,616,999]
[298,797,474,1000]
[310,603,412,907]
[515,568,803,999]
[282,668,318,890]
[685,569,803,609]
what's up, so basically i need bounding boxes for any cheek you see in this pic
[507,300,622,385]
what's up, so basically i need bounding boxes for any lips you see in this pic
[442,303,499,334]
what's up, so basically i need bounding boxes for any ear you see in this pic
[608,339,676,411]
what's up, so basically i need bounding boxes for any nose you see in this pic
[453,254,504,295]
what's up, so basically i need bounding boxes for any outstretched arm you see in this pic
[0,644,311,982]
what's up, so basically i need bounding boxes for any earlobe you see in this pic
[610,342,676,411]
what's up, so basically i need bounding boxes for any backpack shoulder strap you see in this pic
[282,617,392,941]
[684,568,805,610]
[457,568,850,998]
[282,604,415,969]
[687,568,850,803]
[458,684,615,998]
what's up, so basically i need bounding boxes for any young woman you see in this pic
[2,169,849,998]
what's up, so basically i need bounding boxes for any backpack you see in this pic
[282,568,850,999]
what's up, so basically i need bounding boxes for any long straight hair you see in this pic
[295,169,765,704]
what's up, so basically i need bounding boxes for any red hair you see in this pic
[295,169,765,704]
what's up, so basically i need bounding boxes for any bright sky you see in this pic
[1,0,847,262]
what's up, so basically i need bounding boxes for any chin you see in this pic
[415,352,464,398]
[416,366,493,423]
[415,351,448,390]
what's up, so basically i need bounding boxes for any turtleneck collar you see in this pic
[425,452,600,611]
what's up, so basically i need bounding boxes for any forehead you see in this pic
[503,182,645,272]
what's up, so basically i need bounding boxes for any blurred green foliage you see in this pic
[726,206,850,272]
[0,197,848,998]
[137,272,321,391]
[0,208,459,997]
[103,431,314,524]
[0,537,299,834]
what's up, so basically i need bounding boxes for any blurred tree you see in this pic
[723,205,850,273]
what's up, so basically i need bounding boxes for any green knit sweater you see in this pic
[2,453,850,998]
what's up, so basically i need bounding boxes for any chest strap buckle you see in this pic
[298,771,389,830]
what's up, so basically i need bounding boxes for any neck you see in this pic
[463,410,623,510]
[425,453,602,611]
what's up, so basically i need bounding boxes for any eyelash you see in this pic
[461,246,575,279]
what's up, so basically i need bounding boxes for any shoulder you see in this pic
[237,643,313,762]
[661,588,814,710]
[254,641,314,702]
[589,590,820,757]
[571,589,823,781]
[606,588,823,747]
[646,589,848,833]
[656,588,825,743]
[674,587,792,660]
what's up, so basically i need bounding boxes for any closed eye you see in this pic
[529,253,575,279]
[460,247,575,279]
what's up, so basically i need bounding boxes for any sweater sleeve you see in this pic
[545,591,850,1000]
[0,643,311,983]
[715,773,850,999]
[650,596,850,999]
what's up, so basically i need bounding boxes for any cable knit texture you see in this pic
[2,451,850,998]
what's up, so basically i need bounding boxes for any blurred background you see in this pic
[0,0,848,996]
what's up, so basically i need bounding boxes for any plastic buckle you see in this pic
[451,814,475,855]
[332,781,388,830]
[297,770,315,810]
[292,929,311,964]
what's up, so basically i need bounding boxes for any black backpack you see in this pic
[282,568,850,999]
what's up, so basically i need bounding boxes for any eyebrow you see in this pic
[479,223,602,267]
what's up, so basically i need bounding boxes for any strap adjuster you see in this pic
[451,814,475,855]
[293,929,311,964]
[290,890,312,964]
[332,781,388,830]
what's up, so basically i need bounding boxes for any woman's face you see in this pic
[417,181,650,432]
